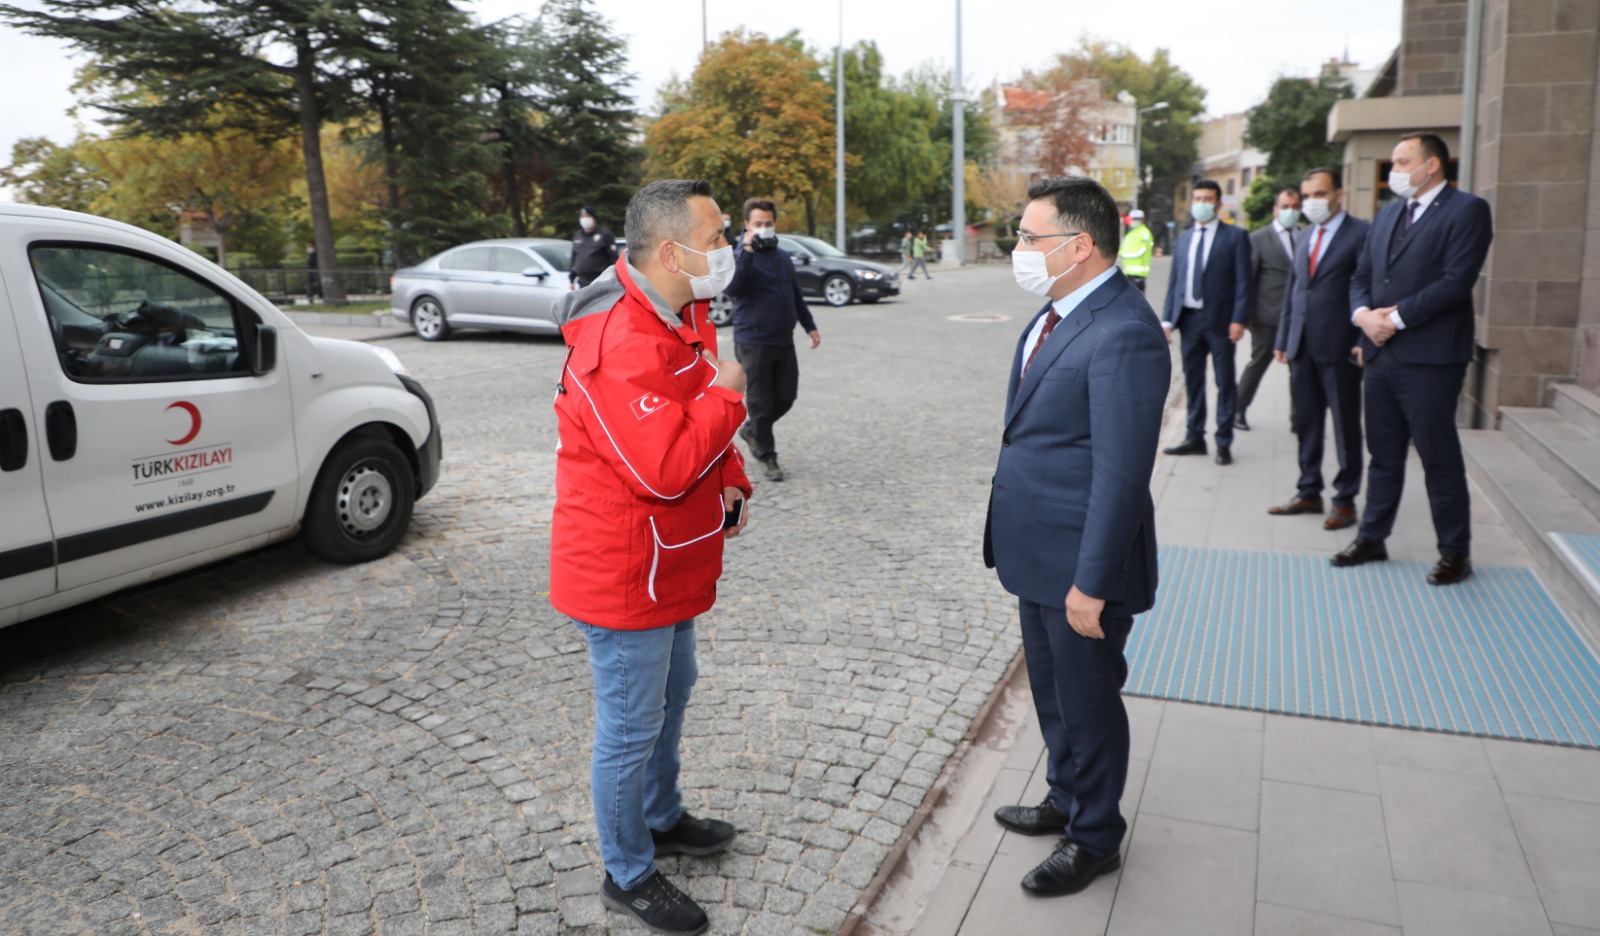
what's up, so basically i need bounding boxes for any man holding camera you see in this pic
[724,198,821,483]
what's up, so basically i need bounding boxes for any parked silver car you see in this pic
[391,239,573,341]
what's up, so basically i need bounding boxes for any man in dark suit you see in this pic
[984,177,1170,897]
[1334,133,1493,585]
[1271,167,1371,530]
[1236,188,1302,431]
[1161,179,1253,464]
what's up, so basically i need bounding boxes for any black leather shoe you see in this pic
[1021,838,1121,896]
[994,798,1068,836]
[1163,438,1207,457]
[652,813,736,857]
[1428,554,1473,586]
[1215,447,1233,465]
[1235,412,1251,431]
[1332,538,1388,567]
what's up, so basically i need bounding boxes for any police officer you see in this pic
[570,205,619,289]
[1118,209,1154,292]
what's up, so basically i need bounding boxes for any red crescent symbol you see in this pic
[166,401,201,446]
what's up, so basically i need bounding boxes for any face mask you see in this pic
[580,217,596,232]
[1011,235,1081,297]
[1389,167,1420,199]
[1302,198,1333,225]
[1276,208,1301,228]
[673,242,736,299]
[1191,202,1216,224]
[749,226,775,240]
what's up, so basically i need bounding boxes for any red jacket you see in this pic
[549,258,751,629]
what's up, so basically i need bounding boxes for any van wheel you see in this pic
[411,297,451,341]
[302,437,415,563]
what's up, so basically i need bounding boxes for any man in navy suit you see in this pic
[1271,167,1371,530]
[984,177,1170,897]
[1334,133,1493,585]
[1162,180,1253,465]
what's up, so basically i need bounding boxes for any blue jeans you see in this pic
[574,618,698,890]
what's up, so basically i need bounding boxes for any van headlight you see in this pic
[372,346,409,376]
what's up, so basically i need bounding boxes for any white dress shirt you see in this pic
[1182,220,1220,309]
[1352,182,1447,329]
[1307,209,1348,273]
[1021,265,1121,371]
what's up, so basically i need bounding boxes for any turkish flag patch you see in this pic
[629,393,667,420]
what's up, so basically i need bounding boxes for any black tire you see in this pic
[411,296,451,341]
[301,436,415,563]
[822,274,855,307]
[708,294,733,327]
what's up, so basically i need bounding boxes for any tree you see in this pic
[0,136,106,212]
[1051,38,1207,229]
[646,31,835,234]
[827,43,943,225]
[1245,68,1353,184]
[0,0,383,303]
[901,64,998,231]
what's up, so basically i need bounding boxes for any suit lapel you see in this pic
[1005,277,1122,427]
[1387,184,1453,266]
[1308,219,1349,285]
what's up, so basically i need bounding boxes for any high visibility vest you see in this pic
[1119,224,1154,278]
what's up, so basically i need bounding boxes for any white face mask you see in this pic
[1191,202,1216,224]
[749,226,776,240]
[580,216,596,232]
[1011,234,1081,297]
[1389,167,1420,200]
[673,241,736,299]
[1302,198,1333,225]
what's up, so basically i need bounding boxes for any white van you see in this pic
[0,204,441,629]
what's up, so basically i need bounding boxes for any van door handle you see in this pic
[0,407,26,471]
[45,401,76,461]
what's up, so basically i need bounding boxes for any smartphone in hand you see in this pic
[723,498,745,530]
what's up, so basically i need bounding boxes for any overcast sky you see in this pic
[2,0,1402,200]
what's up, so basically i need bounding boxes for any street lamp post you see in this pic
[951,0,965,265]
[1132,101,1169,212]
[835,0,845,252]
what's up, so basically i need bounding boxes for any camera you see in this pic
[748,229,778,252]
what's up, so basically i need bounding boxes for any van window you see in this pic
[492,247,538,274]
[29,244,250,382]
[442,246,494,271]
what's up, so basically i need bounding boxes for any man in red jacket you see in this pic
[550,179,752,936]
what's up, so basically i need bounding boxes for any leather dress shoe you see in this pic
[994,798,1067,837]
[1332,538,1388,567]
[1215,447,1233,465]
[1163,438,1207,457]
[1428,554,1473,586]
[1268,497,1324,516]
[1323,505,1357,530]
[1235,411,1251,431]
[1021,838,1121,896]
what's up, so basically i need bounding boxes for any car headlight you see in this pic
[860,270,881,280]
[372,346,410,376]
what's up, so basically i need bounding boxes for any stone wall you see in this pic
[1400,0,1469,96]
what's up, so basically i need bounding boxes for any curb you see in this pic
[833,646,1028,936]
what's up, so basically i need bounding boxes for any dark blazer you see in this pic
[1248,223,1299,328]
[984,270,1171,614]
[1162,221,1252,331]
[1350,184,1494,365]
[1278,214,1371,363]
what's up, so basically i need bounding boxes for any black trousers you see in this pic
[1236,322,1277,414]
[1358,352,1471,555]
[734,342,799,462]
[1018,597,1133,859]
[1178,312,1238,448]
[1290,356,1364,507]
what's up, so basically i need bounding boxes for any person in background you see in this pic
[570,205,619,289]
[897,229,914,275]
[1118,209,1154,293]
[908,231,934,280]
[1236,188,1302,431]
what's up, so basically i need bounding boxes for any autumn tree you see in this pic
[0,136,106,213]
[646,31,835,234]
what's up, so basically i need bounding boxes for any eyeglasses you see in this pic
[1017,231,1082,248]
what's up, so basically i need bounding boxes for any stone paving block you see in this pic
[1253,903,1401,936]
[1487,739,1600,805]
[1262,715,1379,794]
[1257,780,1398,925]
[1380,764,1537,898]
[1141,711,1264,832]
[1395,881,1554,936]
[1505,792,1600,928]
[1108,814,1257,936]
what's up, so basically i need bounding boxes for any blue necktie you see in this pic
[1189,226,1206,304]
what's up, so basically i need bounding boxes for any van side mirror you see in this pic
[253,324,278,376]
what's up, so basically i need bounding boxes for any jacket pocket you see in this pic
[647,497,725,604]
[1040,366,1080,383]
[1033,495,1088,530]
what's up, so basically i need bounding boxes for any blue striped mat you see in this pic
[1126,546,1600,748]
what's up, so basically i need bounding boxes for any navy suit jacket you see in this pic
[1277,214,1371,363]
[1162,221,1252,331]
[983,270,1171,614]
[1350,184,1493,365]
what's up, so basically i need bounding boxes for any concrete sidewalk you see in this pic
[864,334,1600,936]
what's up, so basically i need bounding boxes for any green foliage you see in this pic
[0,136,106,212]
[1242,175,1279,231]
[1245,69,1352,183]
[836,44,943,222]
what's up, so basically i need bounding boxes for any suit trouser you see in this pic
[1018,597,1133,859]
[1178,313,1238,448]
[734,342,799,462]
[1357,352,1471,555]
[1290,356,1365,507]
[1235,322,1277,414]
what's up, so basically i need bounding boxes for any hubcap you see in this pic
[415,301,441,338]
[825,279,852,306]
[337,462,394,537]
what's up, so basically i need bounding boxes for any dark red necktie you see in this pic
[1022,309,1062,381]
[1308,226,1326,278]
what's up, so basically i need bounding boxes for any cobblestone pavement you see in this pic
[1,265,1055,935]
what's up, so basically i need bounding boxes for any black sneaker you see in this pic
[652,813,736,857]
[737,423,760,456]
[762,459,784,482]
[601,870,708,935]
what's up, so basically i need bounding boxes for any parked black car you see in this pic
[777,234,900,308]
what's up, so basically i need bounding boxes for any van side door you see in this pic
[0,265,56,626]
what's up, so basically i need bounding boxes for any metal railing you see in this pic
[230,267,394,300]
